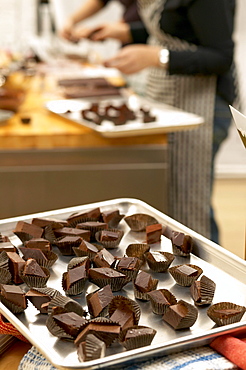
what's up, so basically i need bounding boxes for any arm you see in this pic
[166,0,235,76]
[60,0,105,41]
[105,0,234,77]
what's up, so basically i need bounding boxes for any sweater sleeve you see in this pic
[165,0,235,76]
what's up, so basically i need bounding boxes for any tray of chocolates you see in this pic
[0,198,246,370]
[45,93,204,138]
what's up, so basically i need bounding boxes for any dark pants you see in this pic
[210,95,232,244]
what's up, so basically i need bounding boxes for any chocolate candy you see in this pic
[53,312,87,338]
[6,251,25,284]
[86,285,114,317]
[24,238,51,251]
[1,284,27,309]
[146,223,162,244]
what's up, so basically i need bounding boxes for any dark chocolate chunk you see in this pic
[74,319,121,347]
[19,247,48,262]
[99,230,119,242]
[86,285,114,317]
[6,251,25,284]
[26,289,51,313]
[146,223,162,244]
[13,221,43,242]
[93,249,115,268]
[110,307,135,330]
[176,265,198,277]
[77,333,106,362]
[171,231,193,254]
[1,284,27,309]
[63,264,87,291]
[23,258,47,277]
[54,227,91,241]
[53,311,87,337]
[67,207,101,227]
[88,267,126,281]
[134,271,157,293]
[24,238,51,251]
[0,242,16,252]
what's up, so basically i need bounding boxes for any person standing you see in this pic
[104,0,237,244]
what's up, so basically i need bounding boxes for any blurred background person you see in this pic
[103,0,237,244]
[59,0,141,44]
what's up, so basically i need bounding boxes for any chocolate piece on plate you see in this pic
[6,251,25,284]
[146,223,162,244]
[93,248,115,268]
[86,284,114,318]
[54,227,91,241]
[53,311,87,337]
[24,238,51,251]
[1,284,27,309]
[13,221,43,242]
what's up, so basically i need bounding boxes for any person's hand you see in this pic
[72,22,132,44]
[104,45,162,74]
[59,18,77,42]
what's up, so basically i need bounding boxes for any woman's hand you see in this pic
[104,45,162,74]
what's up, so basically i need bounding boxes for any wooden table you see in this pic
[0,70,171,219]
[0,340,32,370]
[0,67,201,219]
[0,71,168,150]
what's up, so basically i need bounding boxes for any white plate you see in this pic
[45,94,204,138]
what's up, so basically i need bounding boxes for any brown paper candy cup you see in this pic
[144,251,175,272]
[33,286,62,299]
[73,243,101,260]
[62,272,87,296]
[47,294,85,316]
[46,314,74,340]
[168,264,203,287]
[68,216,99,229]
[95,229,124,249]
[108,295,141,325]
[148,289,177,315]
[43,224,57,243]
[133,278,158,301]
[190,275,216,306]
[125,243,150,261]
[124,213,159,232]
[36,250,58,269]
[54,236,82,255]
[0,295,27,314]
[207,301,246,326]
[85,317,120,347]
[0,251,10,270]
[119,325,156,350]
[90,275,131,292]
[86,291,110,318]
[77,333,106,362]
[163,299,198,330]
[0,267,12,284]
[20,266,50,288]
[13,231,33,244]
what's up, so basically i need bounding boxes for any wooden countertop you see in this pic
[0,71,168,150]
[0,340,32,370]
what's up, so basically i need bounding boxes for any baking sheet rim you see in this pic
[0,197,246,369]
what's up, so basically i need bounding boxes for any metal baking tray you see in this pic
[0,198,246,370]
[45,94,204,138]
